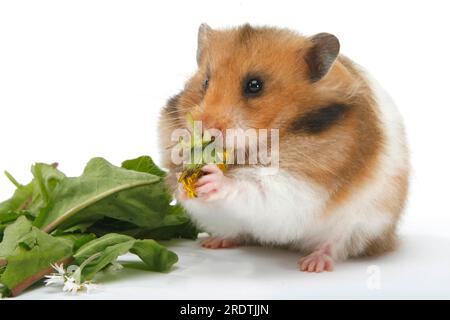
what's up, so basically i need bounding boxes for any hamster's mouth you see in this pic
[168,113,279,170]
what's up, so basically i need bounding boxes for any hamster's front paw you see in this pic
[194,164,234,202]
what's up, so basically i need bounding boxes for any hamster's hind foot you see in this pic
[298,250,334,272]
[201,237,240,249]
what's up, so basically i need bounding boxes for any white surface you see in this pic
[13,232,450,300]
[1,0,450,299]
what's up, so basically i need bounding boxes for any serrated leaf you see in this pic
[0,155,193,297]
[0,163,65,219]
[35,158,161,232]
[27,163,65,214]
[0,181,34,217]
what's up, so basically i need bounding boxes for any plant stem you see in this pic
[4,171,21,188]
[18,197,32,211]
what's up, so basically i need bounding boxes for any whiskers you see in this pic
[295,149,342,178]
[162,100,345,181]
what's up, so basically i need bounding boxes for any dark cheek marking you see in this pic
[290,104,350,134]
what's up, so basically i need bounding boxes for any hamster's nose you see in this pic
[200,115,228,133]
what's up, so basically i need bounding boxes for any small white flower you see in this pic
[62,277,82,294]
[51,263,66,276]
[45,261,99,294]
[44,274,64,286]
[62,278,98,294]
[83,282,99,294]
[44,263,66,287]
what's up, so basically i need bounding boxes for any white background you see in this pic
[1,0,449,299]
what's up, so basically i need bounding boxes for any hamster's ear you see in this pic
[304,33,340,82]
[197,23,212,65]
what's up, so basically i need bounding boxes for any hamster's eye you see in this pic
[244,78,263,96]
[203,77,209,91]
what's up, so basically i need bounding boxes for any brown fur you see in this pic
[162,25,383,201]
[363,167,410,256]
[362,224,399,257]
[158,25,408,256]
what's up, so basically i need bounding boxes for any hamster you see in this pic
[158,24,409,272]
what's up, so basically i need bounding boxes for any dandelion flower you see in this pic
[178,114,228,199]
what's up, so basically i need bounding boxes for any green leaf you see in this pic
[122,156,166,177]
[35,158,161,232]
[0,225,6,242]
[31,156,192,238]
[73,233,178,280]
[0,179,34,217]
[0,210,33,225]
[38,158,190,234]
[0,211,35,243]
[52,232,97,252]
[27,163,65,214]
[129,239,178,272]
[0,216,32,260]
[58,221,96,234]
[88,217,198,240]
[0,217,73,296]
[133,221,199,240]
[80,241,135,281]
[72,233,97,252]
[0,155,192,296]
[0,163,65,219]
[54,181,182,231]
[74,233,134,262]
[74,233,136,280]
[3,171,21,188]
